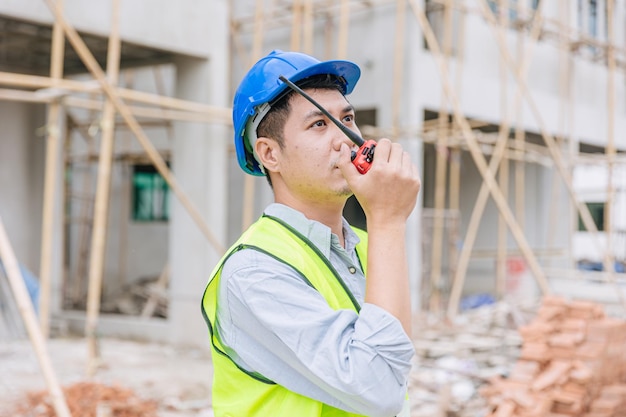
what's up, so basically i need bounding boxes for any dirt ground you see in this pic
[0,337,214,417]
[0,302,531,417]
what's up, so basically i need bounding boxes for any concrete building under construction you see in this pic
[1,0,625,352]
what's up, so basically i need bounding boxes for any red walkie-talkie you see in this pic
[278,75,376,174]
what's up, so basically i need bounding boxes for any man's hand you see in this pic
[338,139,420,226]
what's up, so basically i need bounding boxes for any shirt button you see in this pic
[348,266,356,274]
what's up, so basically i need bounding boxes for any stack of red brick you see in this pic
[480,295,626,417]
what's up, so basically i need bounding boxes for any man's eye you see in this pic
[343,115,354,123]
[312,120,326,128]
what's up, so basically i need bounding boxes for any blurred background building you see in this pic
[0,0,624,348]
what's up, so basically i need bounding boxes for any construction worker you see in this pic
[201,50,420,417]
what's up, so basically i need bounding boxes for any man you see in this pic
[201,50,420,417]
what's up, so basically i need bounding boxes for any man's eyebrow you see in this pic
[302,105,355,122]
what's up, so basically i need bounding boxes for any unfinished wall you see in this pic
[0,102,46,275]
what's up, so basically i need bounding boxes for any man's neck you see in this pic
[275,197,346,245]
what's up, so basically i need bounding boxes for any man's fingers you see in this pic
[337,143,360,181]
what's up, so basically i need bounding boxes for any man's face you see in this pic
[276,88,361,204]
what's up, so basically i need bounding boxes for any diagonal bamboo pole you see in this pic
[42,0,225,256]
[475,0,606,262]
[39,0,65,338]
[407,0,551,304]
[0,215,72,417]
[448,0,546,316]
[476,0,626,308]
[448,106,511,318]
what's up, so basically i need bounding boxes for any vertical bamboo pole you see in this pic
[85,0,121,375]
[303,0,314,54]
[560,0,577,269]
[496,0,510,299]
[39,0,65,338]
[241,0,267,232]
[391,0,406,138]
[448,2,467,290]
[429,0,453,312]
[0,215,72,417]
[323,0,334,60]
[291,0,303,51]
[337,0,350,59]
[513,0,527,232]
[605,0,616,280]
[547,0,566,265]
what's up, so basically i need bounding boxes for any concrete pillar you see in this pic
[165,0,230,348]
[169,56,229,347]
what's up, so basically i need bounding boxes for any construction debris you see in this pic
[408,301,537,416]
[480,296,626,417]
[8,382,158,417]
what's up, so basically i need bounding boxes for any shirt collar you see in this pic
[264,203,361,258]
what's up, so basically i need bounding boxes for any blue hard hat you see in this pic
[233,50,361,176]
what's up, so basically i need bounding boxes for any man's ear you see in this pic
[255,137,280,173]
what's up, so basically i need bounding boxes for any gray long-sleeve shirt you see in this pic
[215,203,414,416]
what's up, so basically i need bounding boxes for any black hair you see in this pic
[257,74,346,188]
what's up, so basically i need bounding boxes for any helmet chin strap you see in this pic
[244,102,272,173]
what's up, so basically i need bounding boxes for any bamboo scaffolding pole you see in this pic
[391,0,406,139]
[323,0,334,60]
[0,88,52,103]
[408,0,551,313]
[560,0,578,270]
[495,0,510,300]
[62,114,74,309]
[337,0,350,59]
[64,96,228,123]
[546,0,570,267]
[291,0,303,51]
[447,1,467,300]
[429,0,453,312]
[42,0,225,257]
[0,214,72,417]
[0,72,231,123]
[39,0,65,338]
[447,113,511,318]
[85,0,122,375]
[303,0,314,54]
[604,0,616,281]
[241,0,267,232]
[475,0,626,309]
[66,114,97,307]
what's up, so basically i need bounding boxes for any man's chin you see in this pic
[336,185,353,197]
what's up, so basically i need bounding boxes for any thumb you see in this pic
[337,143,360,182]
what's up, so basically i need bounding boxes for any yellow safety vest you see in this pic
[201,214,369,417]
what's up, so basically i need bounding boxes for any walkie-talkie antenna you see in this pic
[278,75,365,147]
